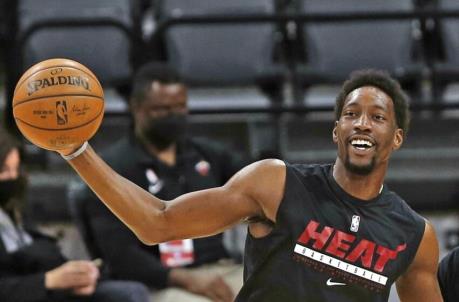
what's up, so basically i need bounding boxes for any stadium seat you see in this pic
[154,0,285,110]
[294,0,425,108]
[151,0,287,158]
[431,0,459,106]
[11,0,144,113]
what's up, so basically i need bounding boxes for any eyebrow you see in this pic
[344,102,388,112]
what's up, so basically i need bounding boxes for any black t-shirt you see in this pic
[236,163,425,302]
[78,135,246,288]
[438,246,459,302]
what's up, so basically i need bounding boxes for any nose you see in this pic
[354,113,371,131]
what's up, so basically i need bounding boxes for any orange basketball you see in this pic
[12,58,104,151]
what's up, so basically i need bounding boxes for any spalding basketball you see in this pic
[12,58,104,151]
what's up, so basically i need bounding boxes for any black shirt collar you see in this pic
[325,164,389,207]
[128,134,197,168]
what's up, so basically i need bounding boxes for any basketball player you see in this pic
[56,69,442,301]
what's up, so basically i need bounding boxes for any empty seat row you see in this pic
[4,0,459,123]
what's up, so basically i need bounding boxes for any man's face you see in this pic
[333,86,403,175]
[134,81,188,148]
[134,81,187,123]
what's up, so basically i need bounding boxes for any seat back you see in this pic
[438,0,459,66]
[157,0,278,86]
[300,0,415,80]
[17,0,138,86]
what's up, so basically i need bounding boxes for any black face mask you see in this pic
[141,114,187,150]
[0,178,24,207]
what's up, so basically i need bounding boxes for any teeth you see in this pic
[351,139,373,147]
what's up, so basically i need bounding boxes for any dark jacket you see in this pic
[0,226,89,302]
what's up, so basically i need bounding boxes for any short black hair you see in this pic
[335,69,411,136]
[0,128,21,167]
[130,62,182,106]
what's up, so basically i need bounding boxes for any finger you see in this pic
[214,279,234,302]
[73,284,96,296]
[68,261,99,276]
[67,273,97,287]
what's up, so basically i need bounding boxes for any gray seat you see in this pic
[296,0,423,107]
[17,0,137,87]
[156,0,284,110]
[432,0,459,105]
[12,0,145,118]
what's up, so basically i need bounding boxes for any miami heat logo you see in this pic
[293,220,407,292]
[56,100,68,125]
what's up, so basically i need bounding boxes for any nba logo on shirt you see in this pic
[350,215,360,233]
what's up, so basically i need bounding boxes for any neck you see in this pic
[138,137,177,166]
[332,158,387,200]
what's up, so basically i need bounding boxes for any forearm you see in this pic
[65,144,167,244]
[64,145,268,245]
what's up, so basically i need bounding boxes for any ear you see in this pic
[332,121,339,144]
[392,128,404,151]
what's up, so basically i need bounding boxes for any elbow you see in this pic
[132,210,173,246]
[134,227,166,246]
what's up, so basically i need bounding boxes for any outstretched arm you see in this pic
[63,144,286,245]
[396,221,443,302]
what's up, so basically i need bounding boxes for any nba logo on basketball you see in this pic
[56,100,68,125]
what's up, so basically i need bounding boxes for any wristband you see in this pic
[61,141,88,161]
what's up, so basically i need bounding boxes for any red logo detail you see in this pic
[297,220,406,273]
[195,160,210,176]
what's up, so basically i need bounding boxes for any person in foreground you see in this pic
[56,69,442,301]
[0,128,151,302]
[437,246,459,301]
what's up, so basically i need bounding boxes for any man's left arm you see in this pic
[396,221,443,302]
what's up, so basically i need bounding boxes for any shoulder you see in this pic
[227,159,286,222]
[235,158,286,179]
[385,191,426,226]
[408,221,438,270]
[100,136,137,168]
[188,137,223,150]
[439,246,459,281]
[188,137,238,158]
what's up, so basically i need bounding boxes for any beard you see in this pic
[344,155,376,176]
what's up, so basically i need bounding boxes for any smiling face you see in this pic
[333,86,403,175]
